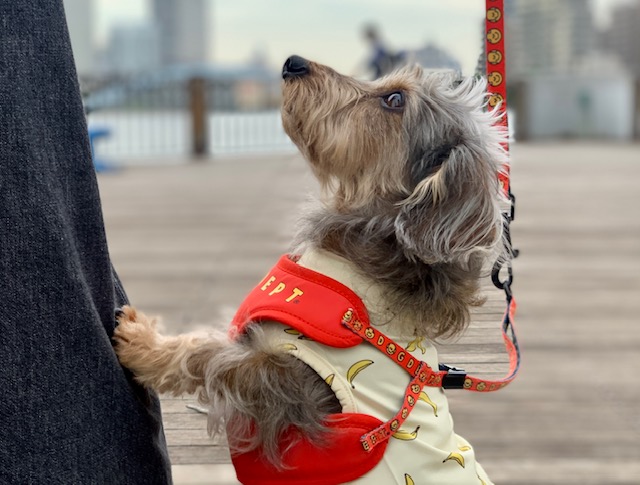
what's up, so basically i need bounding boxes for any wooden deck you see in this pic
[98,143,640,484]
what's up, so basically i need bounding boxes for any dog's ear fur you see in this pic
[394,145,502,265]
[407,139,460,187]
[394,77,505,265]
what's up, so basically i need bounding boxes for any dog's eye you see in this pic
[381,92,405,110]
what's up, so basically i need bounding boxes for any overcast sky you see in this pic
[95,0,634,76]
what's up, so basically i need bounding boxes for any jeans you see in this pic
[0,1,172,483]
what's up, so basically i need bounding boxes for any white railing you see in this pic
[89,110,296,164]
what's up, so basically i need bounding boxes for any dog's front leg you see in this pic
[113,305,223,395]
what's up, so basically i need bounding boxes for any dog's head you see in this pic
[281,56,508,266]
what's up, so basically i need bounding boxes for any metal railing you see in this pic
[85,68,295,163]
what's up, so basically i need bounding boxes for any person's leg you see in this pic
[0,1,171,483]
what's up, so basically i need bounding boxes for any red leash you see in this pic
[485,0,510,191]
[485,0,521,392]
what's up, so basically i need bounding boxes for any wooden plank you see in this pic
[164,429,221,447]
[435,353,511,364]
[168,446,233,465]
[162,414,209,430]
[162,401,206,415]
[485,460,640,485]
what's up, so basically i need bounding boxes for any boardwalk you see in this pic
[98,143,640,485]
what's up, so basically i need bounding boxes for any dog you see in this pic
[113,55,507,484]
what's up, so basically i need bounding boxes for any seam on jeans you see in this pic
[111,263,129,306]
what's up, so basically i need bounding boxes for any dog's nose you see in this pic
[282,55,310,79]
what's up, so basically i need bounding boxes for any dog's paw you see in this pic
[113,305,159,366]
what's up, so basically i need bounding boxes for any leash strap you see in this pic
[485,0,510,193]
[341,310,447,384]
[485,0,522,391]
[457,296,520,392]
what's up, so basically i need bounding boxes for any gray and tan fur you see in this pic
[113,57,508,467]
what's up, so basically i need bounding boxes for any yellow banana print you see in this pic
[404,473,415,485]
[280,343,298,352]
[458,445,471,452]
[418,391,438,417]
[324,374,335,387]
[283,328,312,340]
[443,452,465,468]
[478,475,487,485]
[346,359,374,388]
[406,336,426,354]
[392,425,420,441]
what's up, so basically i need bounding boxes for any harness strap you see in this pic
[341,297,520,452]
[359,361,430,452]
[341,310,443,383]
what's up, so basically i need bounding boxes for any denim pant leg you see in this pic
[0,2,172,483]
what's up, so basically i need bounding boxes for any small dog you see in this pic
[114,56,507,484]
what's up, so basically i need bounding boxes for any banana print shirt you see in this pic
[261,249,493,485]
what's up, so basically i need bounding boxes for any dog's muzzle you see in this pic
[282,55,310,80]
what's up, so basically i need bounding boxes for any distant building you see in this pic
[63,0,95,77]
[601,1,640,77]
[502,0,638,140]
[152,0,209,66]
[516,72,635,140]
[507,0,597,80]
[106,24,161,76]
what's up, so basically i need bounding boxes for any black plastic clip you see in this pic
[509,191,516,223]
[492,260,513,291]
[440,364,467,389]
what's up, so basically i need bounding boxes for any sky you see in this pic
[95,0,635,76]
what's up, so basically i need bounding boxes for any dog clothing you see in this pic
[230,249,494,485]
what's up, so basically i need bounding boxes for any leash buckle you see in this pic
[440,364,467,389]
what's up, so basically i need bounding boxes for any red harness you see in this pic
[229,254,519,485]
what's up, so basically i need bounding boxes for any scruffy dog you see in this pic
[114,56,507,484]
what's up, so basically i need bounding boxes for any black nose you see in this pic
[282,55,310,80]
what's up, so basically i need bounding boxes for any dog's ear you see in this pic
[408,138,460,187]
[394,142,502,265]
[394,74,507,264]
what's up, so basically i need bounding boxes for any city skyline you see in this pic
[507,0,599,79]
[92,0,634,75]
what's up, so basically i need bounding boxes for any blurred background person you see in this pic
[362,23,406,79]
